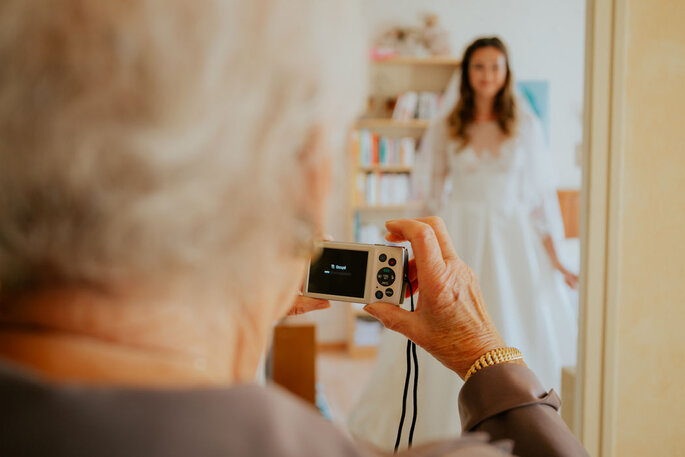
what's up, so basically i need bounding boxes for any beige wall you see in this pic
[610,0,685,454]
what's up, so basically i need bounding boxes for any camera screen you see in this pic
[308,248,368,299]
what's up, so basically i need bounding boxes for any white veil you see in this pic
[410,69,460,216]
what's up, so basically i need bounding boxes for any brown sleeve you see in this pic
[458,363,589,457]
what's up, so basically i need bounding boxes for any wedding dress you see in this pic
[347,85,577,451]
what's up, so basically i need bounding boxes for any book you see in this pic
[391,91,442,121]
[358,173,411,206]
[356,132,416,167]
[392,91,418,121]
[418,92,441,120]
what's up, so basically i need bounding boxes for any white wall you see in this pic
[310,0,586,343]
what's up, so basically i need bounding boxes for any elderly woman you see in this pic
[0,1,587,456]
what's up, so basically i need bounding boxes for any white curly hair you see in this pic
[0,0,366,294]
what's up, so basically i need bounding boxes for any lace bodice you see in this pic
[413,108,563,238]
[448,117,519,199]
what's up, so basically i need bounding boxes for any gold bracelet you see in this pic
[464,347,523,381]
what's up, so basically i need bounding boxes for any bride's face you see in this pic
[468,46,508,100]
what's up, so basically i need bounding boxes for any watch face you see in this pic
[307,248,368,299]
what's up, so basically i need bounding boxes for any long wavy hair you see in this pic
[447,37,517,148]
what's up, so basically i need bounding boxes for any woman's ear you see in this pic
[299,126,331,236]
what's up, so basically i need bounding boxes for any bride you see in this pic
[348,37,578,451]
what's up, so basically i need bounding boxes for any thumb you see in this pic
[364,302,417,339]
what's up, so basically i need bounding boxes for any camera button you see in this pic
[388,258,397,266]
[385,288,394,297]
[375,290,384,300]
[379,253,387,262]
[377,267,396,287]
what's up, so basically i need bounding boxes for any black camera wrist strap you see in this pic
[393,275,418,453]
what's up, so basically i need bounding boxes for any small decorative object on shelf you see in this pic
[369,13,452,60]
[422,13,451,56]
[371,26,426,60]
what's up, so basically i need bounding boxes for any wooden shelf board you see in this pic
[355,203,421,212]
[347,344,378,358]
[356,118,430,129]
[372,56,461,66]
[358,165,413,173]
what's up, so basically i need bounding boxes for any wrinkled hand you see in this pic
[286,234,333,316]
[287,295,330,316]
[363,217,505,379]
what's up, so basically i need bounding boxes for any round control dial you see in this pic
[377,267,396,287]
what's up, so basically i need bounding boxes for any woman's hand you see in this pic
[363,217,505,379]
[287,295,330,316]
[542,235,579,289]
[558,266,579,289]
[286,234,333,316]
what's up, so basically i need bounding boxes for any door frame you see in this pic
[576,0,626,455]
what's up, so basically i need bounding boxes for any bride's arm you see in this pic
[542,235,579,289]
[519,110,578,289]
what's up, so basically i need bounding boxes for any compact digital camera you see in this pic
[302,241,408,305]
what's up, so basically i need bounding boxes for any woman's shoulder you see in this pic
[0,362,365,457]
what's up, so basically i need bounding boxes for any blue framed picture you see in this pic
[517,80,550,145]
